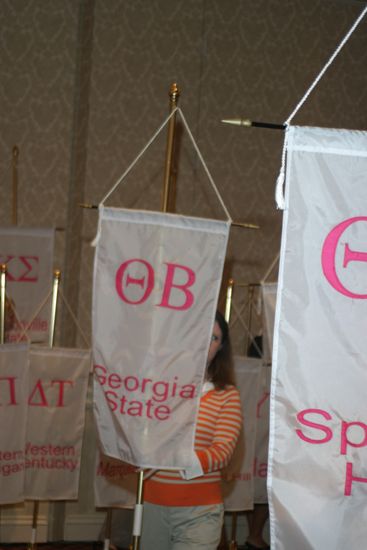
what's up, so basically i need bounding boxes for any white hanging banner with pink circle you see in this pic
[268,126,367,550]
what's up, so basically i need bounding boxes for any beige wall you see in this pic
[2,0,366,350]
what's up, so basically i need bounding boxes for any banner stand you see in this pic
[27,269,61,550]
[0,264,6,344]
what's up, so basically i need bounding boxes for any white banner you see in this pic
[25,347,91,499]
[0,345,91,503]
[0,344,29,504]
[93,207,230,469]
[0,227,54,343]
[94,448,137,508]
[268,126,367,550]
[222,356,262,511]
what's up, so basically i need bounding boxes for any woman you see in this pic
[141,310,242,550]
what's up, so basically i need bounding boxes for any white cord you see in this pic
[285,6,367,126]
[99,108,179,206]
[275,6,367,210]
[177,108,232,222]
[98,107,232,222]
[261,252,280,284]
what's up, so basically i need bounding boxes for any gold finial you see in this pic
[169,83,180,104]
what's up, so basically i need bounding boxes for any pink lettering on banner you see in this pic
[256,391,270,419]
[51,380,74,407]
[344,462,367,496]
[295,408,367,498]
[115,258,196,310]
[296,409,333,444]
[115,259,154,305]
[0,255,39,283]
[340,421,367,455]
[321,216,367,298]
[94,364,196,421]
[0,377,17,405]
[158,263,195,311]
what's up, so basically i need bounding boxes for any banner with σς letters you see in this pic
[0,344,91,503]
[0,227,54,343]
[93,207,230,470]
[268,126,367,550]
[222,356,262,511]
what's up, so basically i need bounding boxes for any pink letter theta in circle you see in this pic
[115,259,154,305]
[321,216,367,299]
[295,409,333,444]
[158,262,195,311]
[344,462,367,496]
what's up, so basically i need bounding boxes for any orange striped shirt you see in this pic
[144,386,242,506]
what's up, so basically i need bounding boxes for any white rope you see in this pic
[58,287,90,348]
[99,108,179,206]
[285,5,367,126]
[99,107,232,222]
[261,251,280,284]
[177,108,232,222]
[230,300,263,358]
[275,6,367,210]
[15,288,52,343]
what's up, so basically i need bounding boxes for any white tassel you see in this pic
[91,205,103,247]
[275,169,286,210]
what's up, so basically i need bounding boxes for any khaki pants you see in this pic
[140,502,224,550]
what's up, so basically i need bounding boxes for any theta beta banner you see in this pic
[268,127,367,550]
[93,207,230,469]
[0,227,54,343]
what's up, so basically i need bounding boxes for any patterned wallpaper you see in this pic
[1,0,367,351]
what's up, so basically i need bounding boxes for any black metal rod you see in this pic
[221,118,285,130]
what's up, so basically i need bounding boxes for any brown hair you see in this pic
[207,310,235,390]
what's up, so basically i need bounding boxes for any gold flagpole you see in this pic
[28,270,61,550]
[12,146,19,225]
[130,83,180,550]
[0,264,7,344]
[161,83,180,213]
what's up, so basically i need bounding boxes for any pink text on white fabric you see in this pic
[115,258,196,310]
[94,364,197,421]
[296,408,367,496]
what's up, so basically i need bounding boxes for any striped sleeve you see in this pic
[196,387,242,474]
